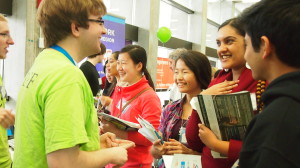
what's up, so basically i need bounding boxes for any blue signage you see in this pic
[96,15,125,78]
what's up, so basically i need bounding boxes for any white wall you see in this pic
[208,1,233,24]
[104,0,133,24]
[3,0,26,111]
[206,22,218,48]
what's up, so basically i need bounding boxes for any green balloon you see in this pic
[157,27,172,43]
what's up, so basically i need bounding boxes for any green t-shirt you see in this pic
[13,49,100,168]
[0,76,11,168]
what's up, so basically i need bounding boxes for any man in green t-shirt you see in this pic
[0,14,15,168]
[13,0,134,168]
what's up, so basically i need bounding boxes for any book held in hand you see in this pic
[136,115,163,144]
[99,113,162,142]
[191,91,254,158]
[99,113,141,131]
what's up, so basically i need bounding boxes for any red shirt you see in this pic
[186,68,258,168]
[110,76,162,168]
[101,76,106,89]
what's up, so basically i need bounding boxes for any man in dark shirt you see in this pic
[80,43,106,96]
[238,0,300,167]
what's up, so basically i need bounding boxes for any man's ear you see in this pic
[70,22,80,37]
[261,36,272,59]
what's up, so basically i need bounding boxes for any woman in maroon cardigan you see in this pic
[185,18,266,168]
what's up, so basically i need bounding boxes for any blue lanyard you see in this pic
[50,45,76,65]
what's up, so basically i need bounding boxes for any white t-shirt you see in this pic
[168,83,184,102]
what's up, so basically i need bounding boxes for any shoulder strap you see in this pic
[121,88,152,114]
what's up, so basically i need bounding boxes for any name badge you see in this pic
[179,127,187,143]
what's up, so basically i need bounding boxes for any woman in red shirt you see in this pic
[186,18,266,168]
[101,45,162,168]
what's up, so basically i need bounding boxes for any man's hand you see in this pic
[115,139,135,149]
[0,108,15,128]
[100,132,118,148]
[100,132,135,149]
[109,147,129,167]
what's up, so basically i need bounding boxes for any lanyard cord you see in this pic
[51,45,76,65]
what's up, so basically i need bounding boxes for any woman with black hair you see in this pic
[186,18,266,168]
[101,45,162,168]
[151,50,212,168]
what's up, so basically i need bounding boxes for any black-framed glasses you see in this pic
[87,19,104,26]
[0,33,11,39]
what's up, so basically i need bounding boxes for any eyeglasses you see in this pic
[0,33,11,39]
[87,19,104,26]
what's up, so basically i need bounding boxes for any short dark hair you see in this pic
[99,43,106,55]
[88,43,106,58]
[219,18,245,37]
[175,50,212,90]
[120,45,155,90]
[111,51,120,60]
[239,0,300,68]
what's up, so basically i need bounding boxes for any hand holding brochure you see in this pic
[99,113,141,131]
[136,115,163,144]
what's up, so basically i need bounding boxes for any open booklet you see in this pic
[99,113,141,131]
[99,113,162,142]
[190,91,254,158]
[136,115,164,144]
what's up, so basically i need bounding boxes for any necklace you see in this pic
[256,80,266,112]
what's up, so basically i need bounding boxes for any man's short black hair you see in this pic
[239,0,300,68]
[88,43,106,58]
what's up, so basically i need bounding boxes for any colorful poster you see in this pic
[96,15,125,78]
[156,57,174,89]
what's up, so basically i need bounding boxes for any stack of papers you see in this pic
[136,115,163,144]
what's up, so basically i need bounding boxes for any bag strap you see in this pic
[119,88,152,115]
